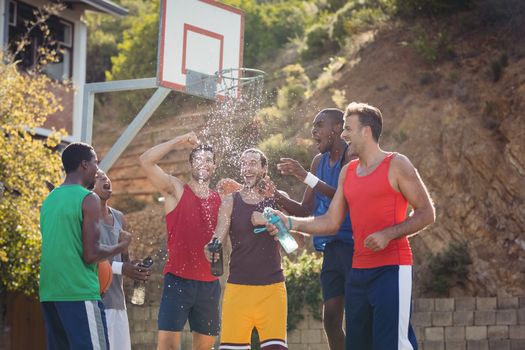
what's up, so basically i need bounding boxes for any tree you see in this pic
[0,56,64,295]
[85,0,158,82]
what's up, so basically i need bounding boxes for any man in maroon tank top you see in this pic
[204,149,289,350]
[265,103,435,350]
[140,132,221,350]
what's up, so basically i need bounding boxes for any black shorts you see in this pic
[157,273,221,336]
[320,240,354,302]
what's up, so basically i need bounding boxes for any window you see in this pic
[8,1,16,26]
[8,1,74,81]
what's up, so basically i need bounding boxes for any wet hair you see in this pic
[241,148,268,168]
[61,142,95,174]
[189,144,215,164]
[317,108,344,126]
[344,102,383,142]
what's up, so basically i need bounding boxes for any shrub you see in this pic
[283,252,323,331]
[423,241,472,296]
[0,57,65,295]
[259,134,312,193]
[490,53,509,82]
[331,88,348,109]
[412,29,454,64]
[316,56,346,90]
[301,23,338,60]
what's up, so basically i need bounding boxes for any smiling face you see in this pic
[93,170,112,201]
[311,112,342,154]
[190,149,216,182]
[240,151,267,189]
[341,114,365,157]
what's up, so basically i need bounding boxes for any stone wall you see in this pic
[412,296,525,350]
[126,294,525,350]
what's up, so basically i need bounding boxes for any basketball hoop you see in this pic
[216,68,265,102]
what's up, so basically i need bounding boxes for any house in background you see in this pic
[0,0,127,142]
[0,1,127,349]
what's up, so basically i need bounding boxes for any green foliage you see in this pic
[0,57,64,295]
[223,0,311,66]
[258,64,310,138]
[277,64,311,110]
[301,0,393,59]
[85,0,157,82]
[283,252,323,331]
[301,23,338,60]
[412,29,454,64]
[423,241,472,296]
[316,56,346,90]
[259,134,312,192]
[106,3,159,81]
[490,53,508,83]
[331,88,348,109]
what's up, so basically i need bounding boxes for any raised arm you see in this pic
[139,132,198,200]
[275,154,343,216]
[363,154,435,251]
[268,164,350,236]
[82,193,131,264]
[204,195,234,262]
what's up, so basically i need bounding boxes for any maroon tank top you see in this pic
[228,192,284,285]
[164,184,221,281]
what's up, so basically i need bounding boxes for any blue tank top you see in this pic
[313,148,354,251]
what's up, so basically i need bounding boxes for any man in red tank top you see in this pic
[266,103,435,350]
[140,132,221,350]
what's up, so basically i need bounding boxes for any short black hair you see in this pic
[189,144,215,164]
[61,142,95,174]
[241,148,268,168]
[344,102,383,142]
[318,108,344,126]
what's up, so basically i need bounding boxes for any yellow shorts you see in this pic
[219,282,288,349]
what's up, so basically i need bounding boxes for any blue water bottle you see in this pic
[262,207,298,254]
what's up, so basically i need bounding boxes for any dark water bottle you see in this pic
[131,256,153,305]
[208,238,223,277]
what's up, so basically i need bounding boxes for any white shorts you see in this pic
[105,308,131,350]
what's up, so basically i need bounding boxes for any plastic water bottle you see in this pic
[262,207,298,254]
[207,237,224,277]
[131,256,153,306]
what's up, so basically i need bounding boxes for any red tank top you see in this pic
[164,184,221,281]
[343,153,413,268]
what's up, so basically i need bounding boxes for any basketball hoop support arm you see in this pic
[80,77,171,172]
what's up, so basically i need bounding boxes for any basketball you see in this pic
[98,260,113,294]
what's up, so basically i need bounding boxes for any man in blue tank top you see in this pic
[272,108,354,350]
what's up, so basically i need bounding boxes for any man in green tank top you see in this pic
[39,142,132,350]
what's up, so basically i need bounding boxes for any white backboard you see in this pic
[157,0,244,99]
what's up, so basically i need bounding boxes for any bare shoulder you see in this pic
[82,192,100,207]
[311,153,322,171]
[391,153,417,176]
[338,163,350,184]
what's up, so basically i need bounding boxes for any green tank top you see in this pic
[39,184,100,301]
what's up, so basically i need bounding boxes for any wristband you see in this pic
[288,217,293,231]
[111,261,123,275]
[303,172,319,188]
